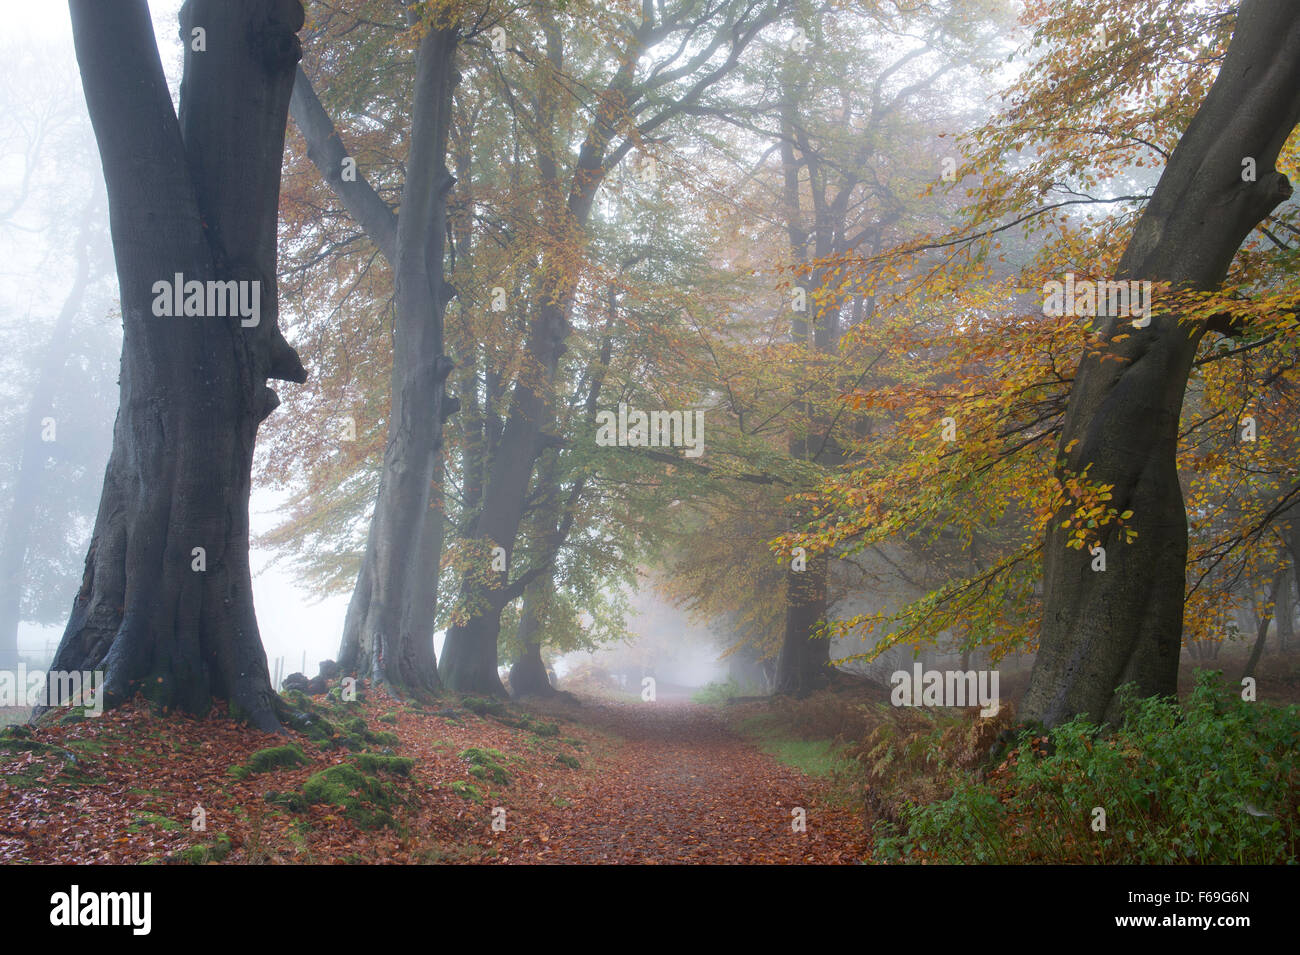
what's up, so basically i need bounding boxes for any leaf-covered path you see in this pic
[507,699,870,864]
[0,689,871,865]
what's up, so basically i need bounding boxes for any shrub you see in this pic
[877,672,1300,864]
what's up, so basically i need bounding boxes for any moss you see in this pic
[300,763,400,831]
[302,763,386,804]
[55,760,107,785]
[503,713,559,735]
[330,715,399,750]
[554,753,580,769]
[327,683,365,705]
[378,712,399,724]
[230,745,308,779]
[280,688,313,710]
[264,790,310,813]
[65,739,107,756]
[0,726,60,755]
[283,706,343,749]
[449,780,483,804]
[176,833,231,864]
[130,813,183,832]
[461,696,507,717]
[353,753,414,776]
[2,767,44,788]
[458,747,512,786]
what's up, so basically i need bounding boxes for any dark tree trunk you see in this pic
[1241,614,1270,682]
[0,205,97,669]
[1024,0,1300,726]
[774,553,830,695]
[291,18,461,695]
[1276,571,1294,652]
[770,40,844,695]
[1283,515,1300,628]
[508,579,556,699]
[441,611,508,698]
[439,299,567,695]
[45,0,307,731]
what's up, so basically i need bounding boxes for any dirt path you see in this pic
[513,700,871,864]
[0,691,871,864]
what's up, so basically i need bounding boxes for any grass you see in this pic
[692,677,765,704]
[734,712,851,779]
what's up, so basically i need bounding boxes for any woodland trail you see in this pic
[0,692,873,865]
[512,699,871,864]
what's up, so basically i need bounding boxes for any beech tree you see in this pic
[436,0,792,694]
[769,4,986,694]
[1024,0,1300,725]
[631,1,1002,694]
[289,4,461,694]
[45,0,307,730]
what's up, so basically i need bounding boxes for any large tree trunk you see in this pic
[0,205,97,669]
[508,577,557,699]
[1024,0,1300,727]
[332,20,459,694]
[438,299,568,695]
[441,611,509,697]
[774,553,830,695]
[45,0,306,731]
[770,32,848,695]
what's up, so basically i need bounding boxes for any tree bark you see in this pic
[45,0,307,730]
[508,578,557,699]
[0,203,97,669]
[772,53,838,695]
[329,18,460,695]
[774,552,831,695]
[437,286,570,696]
[1023,0,1300,727]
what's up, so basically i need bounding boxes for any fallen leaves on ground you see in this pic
[0,689,871,865]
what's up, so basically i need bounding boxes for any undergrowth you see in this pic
[875,672,1300,864]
